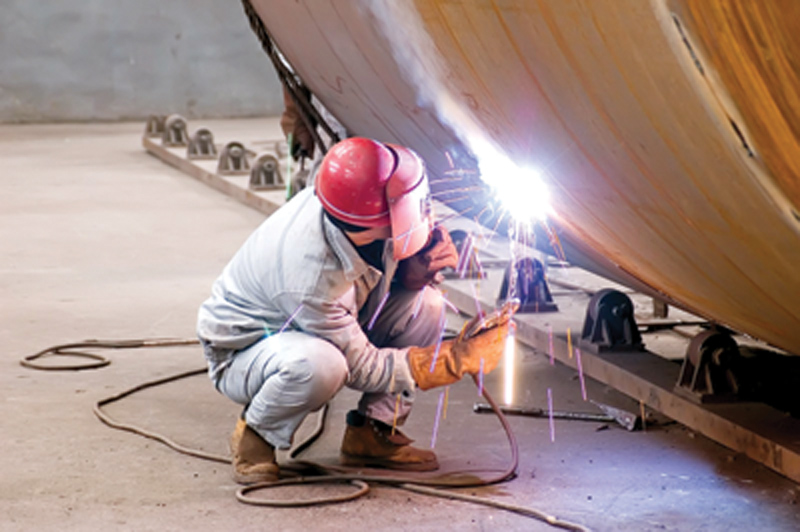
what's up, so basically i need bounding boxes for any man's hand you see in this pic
[397,227,458,291]
[279,85,316,160]
[407,314,511,391]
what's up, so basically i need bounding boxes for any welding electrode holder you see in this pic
[473,401,640,432]
[461,299,520,339]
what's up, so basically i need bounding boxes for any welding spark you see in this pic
[472,141,551,227]
[575,348,587,401]
[367,291,392,331]
[567,327,573,360]
[467,143,557,319]
[429,302,448,373]
[541,219,567,263]
[431,186,482,197]
[503,323,516,405]
[505,219,522,304]
[394,220,428,257]
[432,174,478,184]
[441,293,460,315]
[401,229,413,256]
[430,390,446,449]
[474,205,496,227]
[478,209,508,251]
[640,400,647,432]
[490,209,509,236]
[478,357,485,397]
[278,304,304,334]
[443,168,478,178]
[455,232,474,278]
[547,388,555,443]
[468,281,483,319]
[461,237,477,279]
[411,286,427,320]
[433,204,478,228]
[472,215,490,241]
[469,214,502,258]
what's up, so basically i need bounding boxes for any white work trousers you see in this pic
[214,285,444,449]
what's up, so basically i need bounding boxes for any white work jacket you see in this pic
[197,188,415,396]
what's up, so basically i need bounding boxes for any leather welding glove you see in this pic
[397,227,459,291]
[406,314,511,391]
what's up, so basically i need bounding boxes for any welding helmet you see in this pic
[316,137,432,260]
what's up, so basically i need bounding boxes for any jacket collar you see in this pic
[323,213,372,282]
[322,213,401,288]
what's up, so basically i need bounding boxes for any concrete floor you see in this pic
[2,121,800,531]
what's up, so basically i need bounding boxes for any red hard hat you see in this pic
[316,137,432,260]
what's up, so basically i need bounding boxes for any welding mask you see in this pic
[316,137,432,260]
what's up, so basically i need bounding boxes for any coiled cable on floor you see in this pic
[21,339,591,531]
[20,338,200,371]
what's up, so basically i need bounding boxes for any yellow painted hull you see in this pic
[251,0,800,356]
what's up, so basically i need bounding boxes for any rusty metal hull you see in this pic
[250,0,800,356]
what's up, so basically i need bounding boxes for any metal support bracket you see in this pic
[187,128,218,160]
[580,288,644,352]
[675,328,741,403]
[162,114,189,147]
[497,257,558,313]
[249,152,284,190]
[217,142,250,175]
[144,115,166,138]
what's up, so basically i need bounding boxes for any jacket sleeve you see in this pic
[275,292,416,395]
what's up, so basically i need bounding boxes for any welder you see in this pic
[197,137,510,484]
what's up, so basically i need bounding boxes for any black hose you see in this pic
[21,339,592,531]
[19,338,200,371]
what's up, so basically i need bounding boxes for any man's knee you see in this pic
[280,340,348,408]
[415,287,444,322]
[403,287,445,346]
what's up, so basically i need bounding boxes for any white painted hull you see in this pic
[250,0,800,356]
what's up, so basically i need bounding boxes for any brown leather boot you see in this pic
[230,418,279,485]
[340,410,438,471]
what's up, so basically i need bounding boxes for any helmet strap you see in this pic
[323,210,371,233]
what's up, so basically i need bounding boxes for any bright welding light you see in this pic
[473,141,552,225]
[503,326,516,405]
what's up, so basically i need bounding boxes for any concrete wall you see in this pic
[0,1,284,122]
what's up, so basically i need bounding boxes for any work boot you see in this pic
[340,410,438,471]
[230,418,279,485]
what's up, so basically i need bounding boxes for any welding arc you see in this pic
[21,340,591,532]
